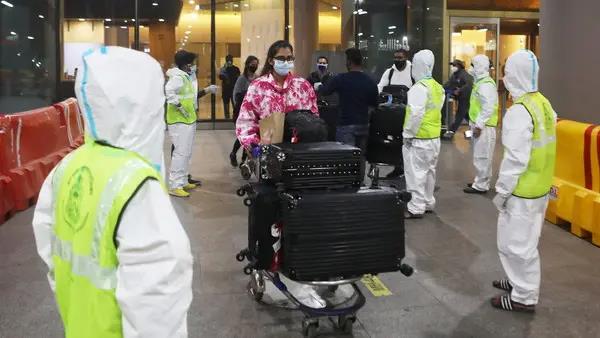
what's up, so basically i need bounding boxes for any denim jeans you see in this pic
[336,124,369,154]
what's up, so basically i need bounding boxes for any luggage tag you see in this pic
[464,130,473,139]
[291,128,299,144]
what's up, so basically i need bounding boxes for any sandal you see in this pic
[490,294,535,313]
[492,279,513,292]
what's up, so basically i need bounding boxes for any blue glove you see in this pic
[251,144,262,158]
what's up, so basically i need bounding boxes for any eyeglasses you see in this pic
[273,56,295,62]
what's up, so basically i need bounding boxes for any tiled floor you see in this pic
[1,130,599,338]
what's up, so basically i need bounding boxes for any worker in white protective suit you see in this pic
[402,49,445,218]
[491,50,557,313]
[463,54,499,194]
[165,50,218,198]
[32,47,193,337]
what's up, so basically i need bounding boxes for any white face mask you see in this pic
[450,65,458,74]
[273,60,294,76]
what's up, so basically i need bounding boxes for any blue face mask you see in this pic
[273,60,294,76]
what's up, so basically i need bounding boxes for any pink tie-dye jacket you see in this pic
[236,73,319,147]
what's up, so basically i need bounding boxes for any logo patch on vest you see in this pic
[64,166,94,232]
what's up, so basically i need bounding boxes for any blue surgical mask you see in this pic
[273,60,294,76]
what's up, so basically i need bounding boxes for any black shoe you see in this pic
[404,210,424,219]
[385,167,403,179]
[188,176,202,186]
[463,186,487,194]
[229,152,238,168]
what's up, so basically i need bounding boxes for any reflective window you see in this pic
[0,0,58,113]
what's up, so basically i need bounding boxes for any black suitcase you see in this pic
[244,183,281,270]
[280,186,406,281]
[259,142,363,190]
[367,104,406,166]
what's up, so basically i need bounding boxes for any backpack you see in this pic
[283,110,328,143]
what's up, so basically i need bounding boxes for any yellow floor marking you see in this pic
[361,274,392,297]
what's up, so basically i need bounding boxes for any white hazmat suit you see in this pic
[165,67,197,190]
[32,47,193,337]
[470,54,498,192]
[494,50,557,306]
[403,50,443,215]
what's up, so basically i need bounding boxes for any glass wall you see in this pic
[0,0,58,113]
[407,0,444,82]
[450,17,499,80]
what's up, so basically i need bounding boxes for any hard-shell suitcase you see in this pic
[367,104,405,166]
[259,142,363,190]
[280,186,406,281]
[244,183,281,270]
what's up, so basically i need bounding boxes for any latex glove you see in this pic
[473,127,482,138]
[251,144,262,158]
[177,105,190,118]
[493,193,509,212]
[314,82,322,91]
[205,85,218,94]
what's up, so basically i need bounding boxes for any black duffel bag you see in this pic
[282,110,328,143]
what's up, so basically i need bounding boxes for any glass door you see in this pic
[450,17,500,80]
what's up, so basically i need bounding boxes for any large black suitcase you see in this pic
[318,102,339,142]
[280,186,406,281]
[367,104,406,166]
[259,142,363,190]
[244,183,281,270]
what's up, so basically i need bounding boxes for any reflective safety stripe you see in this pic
[179,94,196,100]
[90,159,151,260]
[532,135,556,149]
[51,233,117,290]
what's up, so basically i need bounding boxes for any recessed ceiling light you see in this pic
[388,26,396,29]
[233,3,239,7]
[152,2,158,6]
[131,19,135,22]
[27,36,35,39]
[124,20,128,23]
[78,18,85,21]
[120,26,127,29]
[105,18,111,22]
[185,30,191,34]
[1,1,14,8]
[158,18,165,22]
[10,31,16,35]
[332,6,338,10]
[105,26,109,28]
[38,14,44,19]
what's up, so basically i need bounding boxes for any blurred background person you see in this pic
[442,59,473,139]
[219,54,241,119]
[230,55,259,167]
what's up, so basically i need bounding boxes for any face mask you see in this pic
[317,64,328,72]
[248,65,258,73]
[450,65,458,74]
[226,60,233,66]
[394,60,407,70]
[273,60,294,76]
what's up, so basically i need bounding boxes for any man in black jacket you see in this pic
[218,54,241,119]
[442,59,473,139]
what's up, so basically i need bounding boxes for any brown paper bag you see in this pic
[259,111,285,144]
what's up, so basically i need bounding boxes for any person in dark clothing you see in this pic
[315,48,378,154]
[442,59,473,139]
[230,55,259,167]
[218,54,241,119]
[308,56,334,87]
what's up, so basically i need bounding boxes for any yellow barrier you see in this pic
[546,120,600,246]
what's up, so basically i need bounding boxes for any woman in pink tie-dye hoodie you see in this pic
[235,40,319,148]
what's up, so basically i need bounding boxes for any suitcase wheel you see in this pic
[243,265,253,275]
[236,188,246,197]
[243,198,253,207]
[235,250,247,262]
[302,319,319,338]
[338,315,356,334]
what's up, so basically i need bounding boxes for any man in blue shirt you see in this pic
[315,48,379,153]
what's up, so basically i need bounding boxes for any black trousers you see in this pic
[443,96,471,132]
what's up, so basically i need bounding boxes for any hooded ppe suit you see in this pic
[32,47,193,337]
[494,50,557,305]
[469,54,499,191]
[165,67,198,190]
[403,50,445,215]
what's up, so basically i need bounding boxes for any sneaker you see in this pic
[182,183,197,191]
[229,152,238,168]
[404,210,424,219]
[169,188,190,198]
[443,131,455,139]
[188,176,202,186]
[463,186,488,194]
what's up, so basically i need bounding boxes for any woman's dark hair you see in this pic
[174,50,196,69]
[260,40,294,76]
[243,55,259,78]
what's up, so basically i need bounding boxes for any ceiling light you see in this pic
[357,33,363,37]
[152,2,158,6]
[332,6,338,10]
[27,36,34,39]
[17,52,21,56]
[10,31,16,35]
[370,35,374,38]
[244,3,249,7]
[105,26,109,28]
[140,25,145,28]
[188,0,194,4]
[78,18,85,22]
[388,26,396,29]
[426,7,430,11]
[359,11,368,15]
[185,30,191,34]
[120,26,127,29]
[352,10,357,14]
[38,15,44,19]
[124,20,128,23]
[233,3,239,7]
[131,19,135,22]
[388,31,394,35]
[105,18,111,22]
[158,18,165,22]
[1,1,14,8]
[194,4,200,10]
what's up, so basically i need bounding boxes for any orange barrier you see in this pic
[546,120,600,246]
[0,99,84,225]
